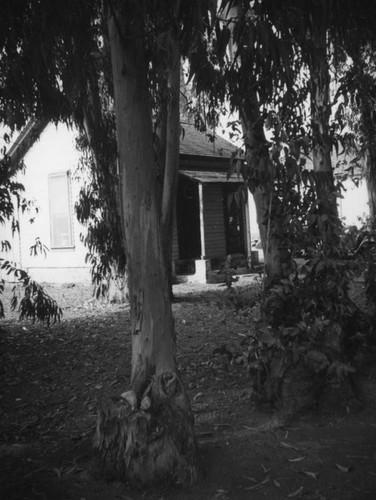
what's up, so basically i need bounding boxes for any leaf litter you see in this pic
[1,280,376,499]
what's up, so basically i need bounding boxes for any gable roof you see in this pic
[180,122,237,159]
[8,119,237,171]
[7,119,48,174]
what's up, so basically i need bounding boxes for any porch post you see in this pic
[245,188,252,261]
[198,182,206,258]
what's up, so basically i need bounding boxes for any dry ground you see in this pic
[1,277,376,500]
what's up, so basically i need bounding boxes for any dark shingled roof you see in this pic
[179,122,237,158]
[9,120,238,168]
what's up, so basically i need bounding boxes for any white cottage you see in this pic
[1,122,91,283]
[0,120,370,285]
[1,121,259,284]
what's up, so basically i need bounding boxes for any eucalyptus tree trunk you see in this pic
[240,93,292,287]
[225,4,292,287]
[366,150,376,226]
[349,50,376,227]
[95,2,197,485]
[309,6,339,249]
[160,35,180,293]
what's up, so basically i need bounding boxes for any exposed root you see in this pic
[94,372,198,486]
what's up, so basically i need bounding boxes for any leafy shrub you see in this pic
[0,259,62,325]
[16,281,62,325]
[245,317,354,410]
[243,250,367,411]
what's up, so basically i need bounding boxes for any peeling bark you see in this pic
[94,373,197,485]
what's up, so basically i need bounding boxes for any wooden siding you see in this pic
[203,184,226,258]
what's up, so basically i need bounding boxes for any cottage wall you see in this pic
[338,178,369,227]
[1,121,370,286]
[1,123,91,284]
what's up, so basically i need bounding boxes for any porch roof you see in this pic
[180,169,244,183]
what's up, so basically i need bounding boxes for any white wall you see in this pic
[1,123,91,283]
[338,178,369,227]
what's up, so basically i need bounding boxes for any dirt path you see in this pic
[1,278,376,499]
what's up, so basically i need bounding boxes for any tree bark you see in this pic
[226,3,292,287]
[161,34,180,296]
[349,49,376,227]
[366,151,376,225]
[240,93,292,287]
[309,5,339,249]
[94,2,197,485]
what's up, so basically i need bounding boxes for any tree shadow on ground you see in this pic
[0,280,376,499]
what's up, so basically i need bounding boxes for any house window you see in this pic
[48,172,74,248]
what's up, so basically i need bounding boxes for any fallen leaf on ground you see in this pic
[281,441,302,451]
[301,471,319,479]
[287,486,304,497]
[243,425,258,432]
[244,476,270,490]
[243,475,256,482]
[288,456,306,462]
[261,463,271,473]
[335,463,352,473]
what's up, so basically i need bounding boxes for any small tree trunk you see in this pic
[94,3,197,485]
[240,94,292,287]
[366,152,376,226]
[226,3,292,287]
[107,265,128,304]
[342,46,376,227]
[309,7,339,249]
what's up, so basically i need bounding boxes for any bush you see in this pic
[243,251,368,413]
[0,259,62,325]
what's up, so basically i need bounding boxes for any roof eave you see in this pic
[8,119,49,175]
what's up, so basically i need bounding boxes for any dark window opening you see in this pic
[176,177,201,259]
[223,185,245,255]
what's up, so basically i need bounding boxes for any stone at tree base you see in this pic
[94,373,198,486]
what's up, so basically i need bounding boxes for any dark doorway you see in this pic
[176,177,201,259]
[223,184,246,254]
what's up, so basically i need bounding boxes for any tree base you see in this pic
[94,372,198,486]
[107,274,128,304]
